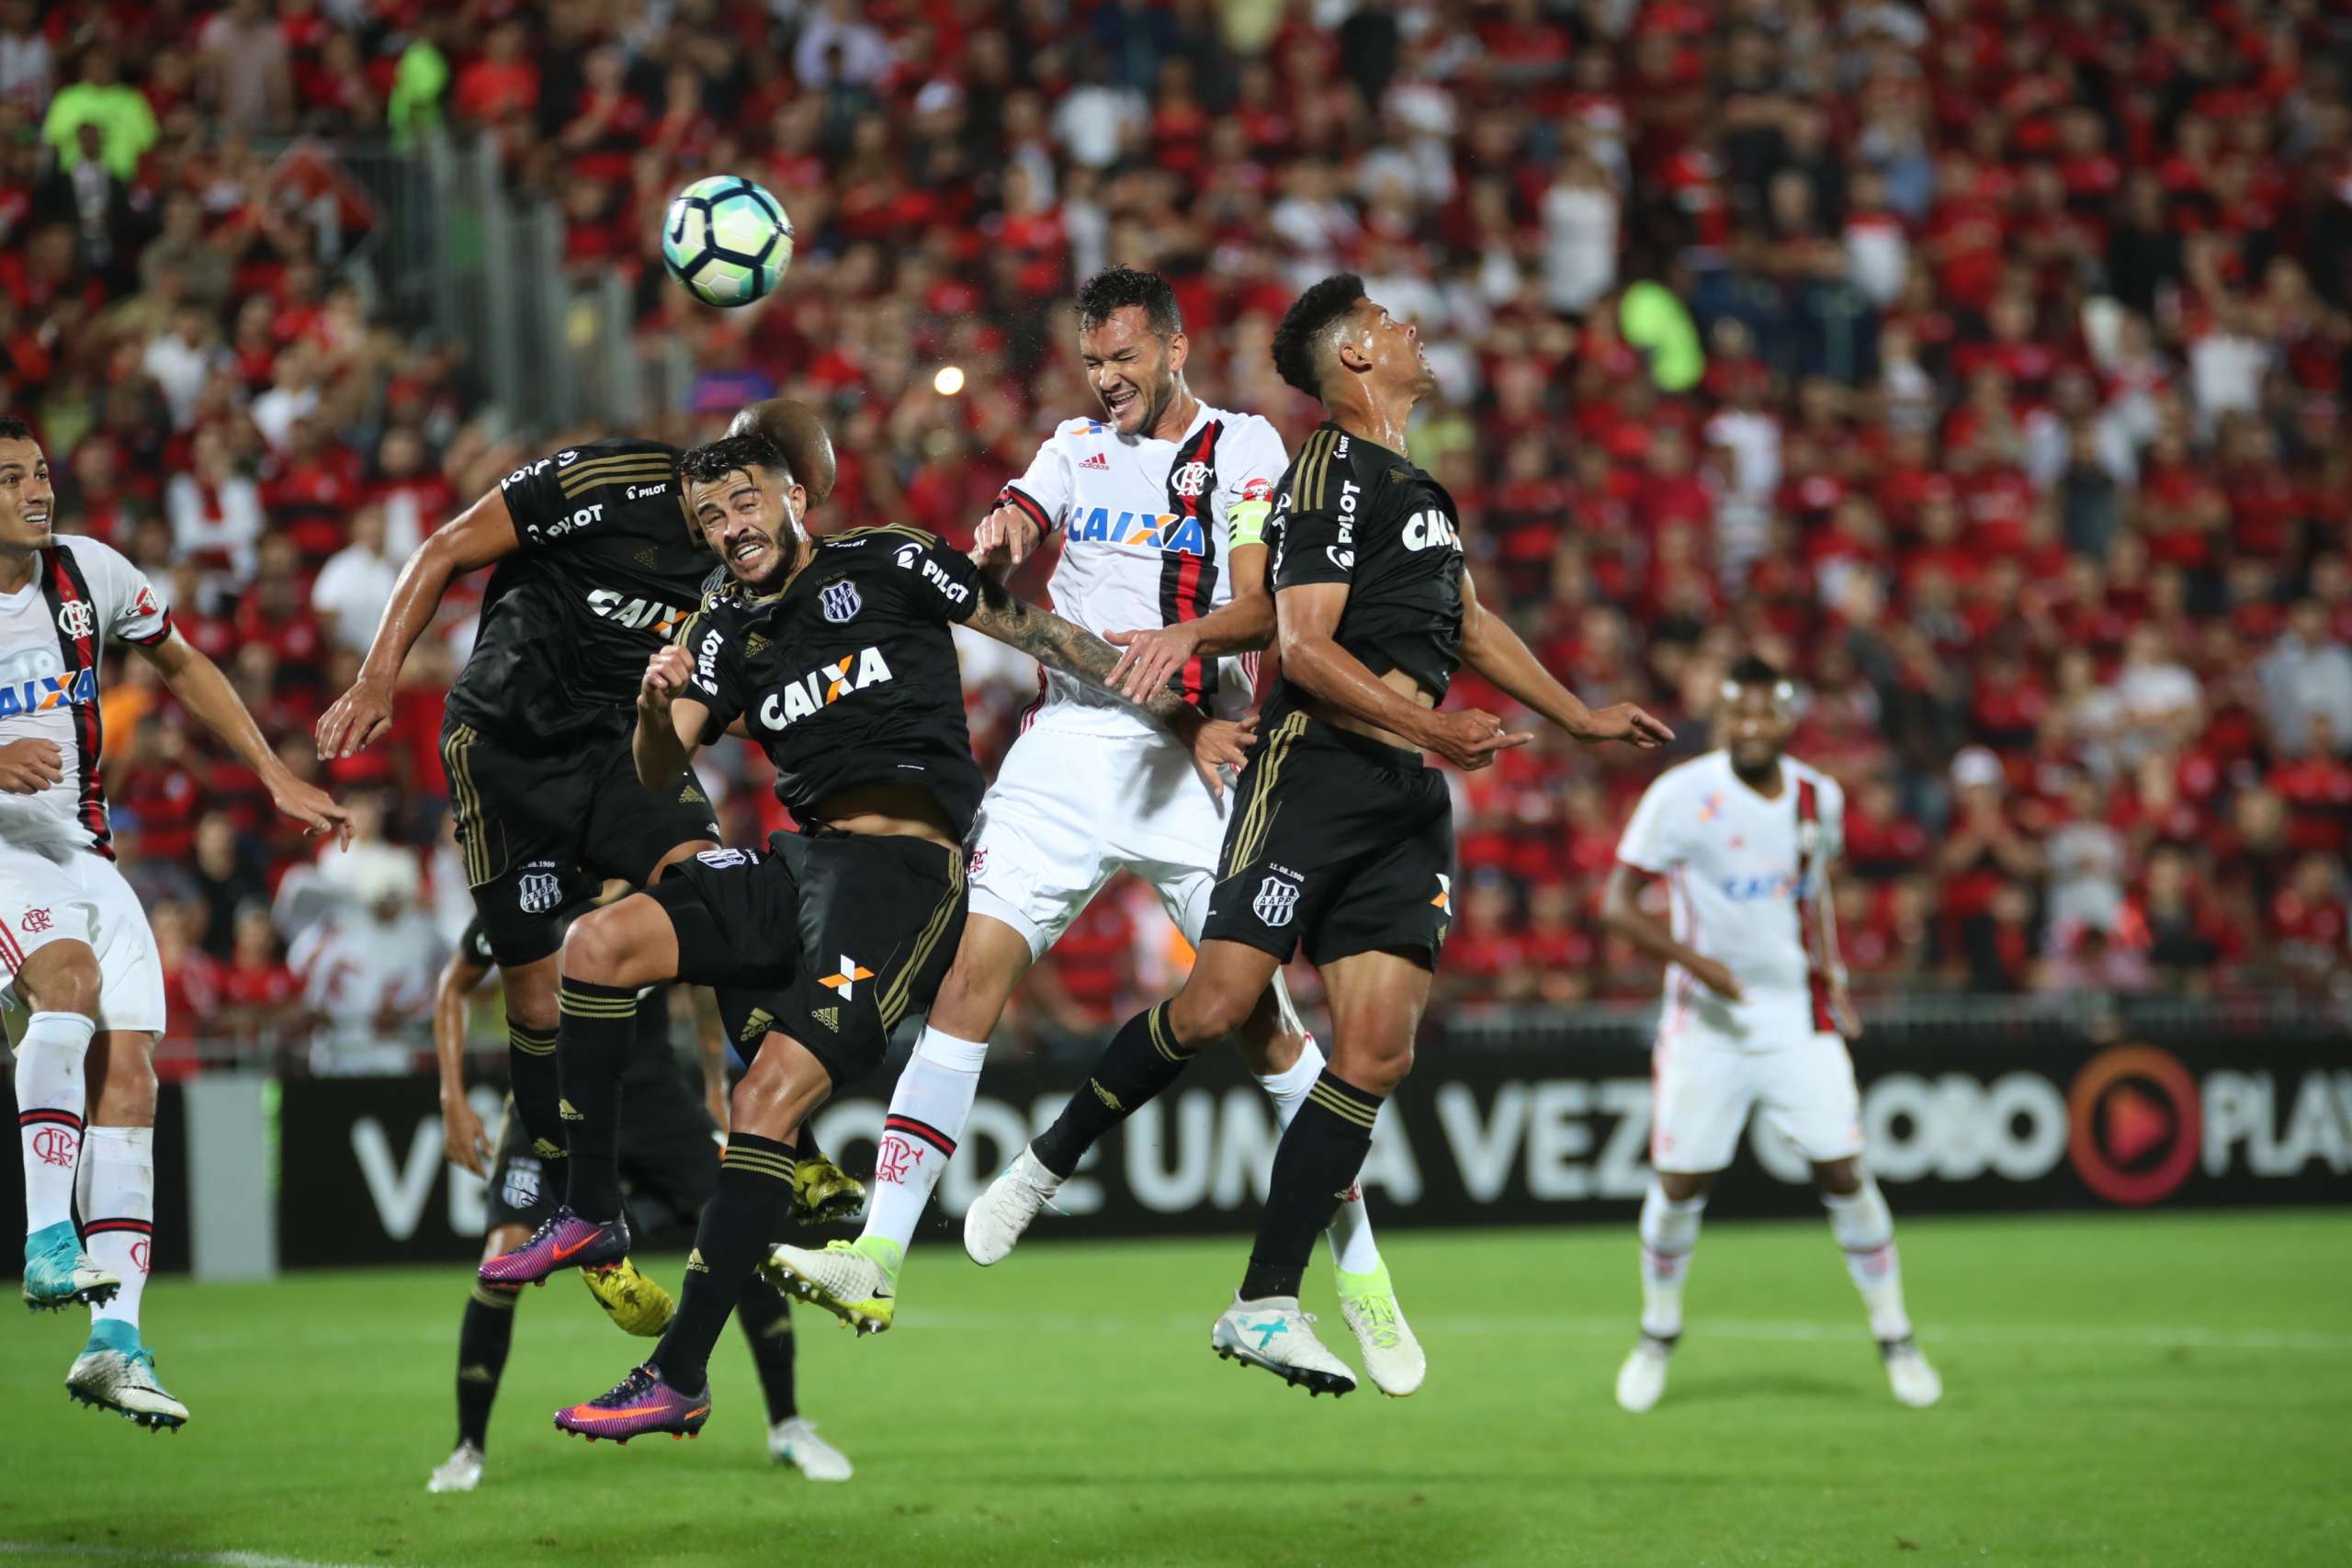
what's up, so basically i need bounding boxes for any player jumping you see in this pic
[764,265,1416,1391]
[1600,657,1940,1412]
[2,415,353,1429]
[472,429,1247,1440]
[316,400,838,1325]
[963,276,1669,1394]
[427,883,852,1491]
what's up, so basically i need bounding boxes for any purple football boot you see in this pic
[554,1364,711,1443]
[478,1206,629,1287]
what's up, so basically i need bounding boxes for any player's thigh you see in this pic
[636,844,799,991]
[83,854,165,1036]
[560,888,686,990]
[732,1029,842,1144]
[1755,1032,1866,1166]
[966,726,1118,962]
[442,720,575,905]
[771,831,967,1093]
[0,843,99,1015]
[1649,1028,1755,1176]
[1317,947,1432,1095]
[583,741,722,889]
[1300,765,1454,978]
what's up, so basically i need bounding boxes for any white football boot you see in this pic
[1210,1297,1358,1396]
[1614,1335,1674,1414]
[769,1416,854,1480]
[962,1145,1063,1266]
[1881,1337,1942,1408]
[426,1441,485,1493]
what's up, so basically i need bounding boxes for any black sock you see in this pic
[455,1281,520,1450]
[737,1273,797,1424]
[1032,1001,1201,1179]
[557,979,639,1220]
[651,1133,796,1393]
[1240,1070,1383,1302]
[506,1021,564,1160]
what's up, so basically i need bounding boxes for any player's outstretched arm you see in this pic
[1458,569,1673,750]
[1104,541,1276,705]
[635,644,710,790]
[1277,581,1526,773]
[966,575,1253,790]
[434,947,495,1176]
[1599,862,1743,1001]
[137,628,354,847]
[315,486,523,760]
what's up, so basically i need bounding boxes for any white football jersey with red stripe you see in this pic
[997,401,1285,735]
[1615,750,1846,1041]
[0,536,172,854]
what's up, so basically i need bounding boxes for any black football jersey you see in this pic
[1265,421,1466,705]
[684,525,989,837]
[458,905,678,1081]
[445,438,719,754]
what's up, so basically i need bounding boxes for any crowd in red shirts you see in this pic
[6,1,2349,1048]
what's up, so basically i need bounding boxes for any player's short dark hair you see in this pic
[0,415,34,445]
[679,433,791,490]
[1074,265,1182,338]
[1727,654,1783,689]
[1272,273,1367,401]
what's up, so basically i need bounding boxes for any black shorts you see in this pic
[648,829,967,1089]
[440,717,720,967]
[1201,705,1455,969]
[484,1068,720,1233]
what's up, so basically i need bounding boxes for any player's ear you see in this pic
[785,481,808,527]
[1163,329,1189,375]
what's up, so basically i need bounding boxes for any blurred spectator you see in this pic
[289,850,441,1077]
[2258,602,2352,759]
[312,505,398,657]
[198,0,294,135]
[0,0,51,113]
[189,811,270,962]
[40,45,152,180]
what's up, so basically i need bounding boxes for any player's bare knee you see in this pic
[1169,981,1252,1048]
[1812,1157,1862,1197]
[1659,1169,1717,1201]
[560,907,643,987]
[1329,1036,1413,1098]
[18,940,100,1019]
[87,1032,157,1124]
[929,953,1012,1042]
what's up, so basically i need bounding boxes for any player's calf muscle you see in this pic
[85,1032,157,1123]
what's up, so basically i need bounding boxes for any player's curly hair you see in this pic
[1074,265,1182,338]
[1271,273,1366,401]
[678,433,791,489]
[0,415,33,444]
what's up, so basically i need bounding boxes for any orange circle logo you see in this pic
[2067,1046,2201,1205]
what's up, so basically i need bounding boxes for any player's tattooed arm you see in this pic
[634,644,711,789]
[966,576,1253,789]
[1457,568,1673,750]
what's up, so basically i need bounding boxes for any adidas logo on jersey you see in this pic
[738,1007,775,1044]
[635,547,661,569]
[756,647,894,732]
[1080,452,1110,470]
[0,667,96,717]
[809,1006,840,1032]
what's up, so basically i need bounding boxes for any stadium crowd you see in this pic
[3,0,2349,1064]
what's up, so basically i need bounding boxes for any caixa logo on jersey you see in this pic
[758,647,895,731]
[1065,507,1209,557]
[586,588,690,637]
[0,666,96,718]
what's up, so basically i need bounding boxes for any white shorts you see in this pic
[0,837,166,1033]
[967,713,1229,958]
[1649,1021,1863,1175]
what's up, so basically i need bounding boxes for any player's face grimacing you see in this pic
[1721,682,1794,779]
[1348,297,1438,401]
[1079,305,1187,436]
[688,463,808,590]
[0,438,54,553]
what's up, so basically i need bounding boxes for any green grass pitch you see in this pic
[4,1212,2346,1567]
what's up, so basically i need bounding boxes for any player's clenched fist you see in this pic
[639,644,694,716]
[0,736,62,794]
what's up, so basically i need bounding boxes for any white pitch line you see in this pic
[0,1544,390,1568]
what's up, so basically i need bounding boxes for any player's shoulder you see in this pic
[503,437,679,504]
[48,533,138,578]
[1205,407,1286,462]
[1784,754,1844,805]
[1039,415,1106,456]
[818,522,942,560]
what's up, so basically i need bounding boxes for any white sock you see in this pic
[1637,1178,1706,1340]
[15,1010,95,1235]
[77,1125,154,1335]
[1260,1035,1383,1276]
[1823,1177,1911,1342]
[859,1025,989,1266]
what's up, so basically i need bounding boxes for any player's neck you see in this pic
[1329,392,1415,460]
[1730,758,1785,797]
[1147,381,1200,444]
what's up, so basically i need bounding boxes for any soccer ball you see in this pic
[662,175,793,308]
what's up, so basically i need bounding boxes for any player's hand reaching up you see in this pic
[1182,713,1258,801]
[639,645,693,719]
[971,503,1041,573]
[1420,708,1532,773]
[1573,703,1676,749]
[0,737,62,794]
[314,678,393,760]
[273,777,355,849]
[1104,621,1203,705]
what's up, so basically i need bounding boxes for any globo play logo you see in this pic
[2067,1046,2203,1205]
